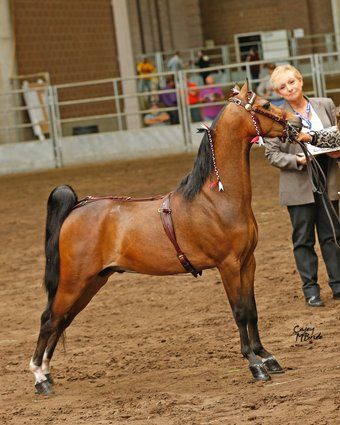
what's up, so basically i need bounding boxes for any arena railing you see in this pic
[316,52,340,104]
[136,32,340,69]
[1,53,340,168]
[51,53,321,138]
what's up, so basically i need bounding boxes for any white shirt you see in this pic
[301,105,324,133]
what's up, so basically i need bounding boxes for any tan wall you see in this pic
[12,0,119,84]
[199,0,334,45]
[11,0,120,121]
[332,0,340,50]
[128,0,203,55]
[167,0,203,51]
[308,0,335,34]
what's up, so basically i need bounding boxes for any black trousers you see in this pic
[287,196,340,299]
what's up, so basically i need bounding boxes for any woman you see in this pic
[264,64,340,307]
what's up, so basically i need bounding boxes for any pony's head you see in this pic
[228,81,302,141]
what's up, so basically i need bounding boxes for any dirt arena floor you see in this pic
[0,148,339,425]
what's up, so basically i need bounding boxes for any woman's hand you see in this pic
[296,155,308,165]
[296,133,312,143]
[327,151,340,159]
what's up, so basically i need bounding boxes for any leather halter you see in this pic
[229,91,288,138]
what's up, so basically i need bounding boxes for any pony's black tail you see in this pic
[44,185,77,312]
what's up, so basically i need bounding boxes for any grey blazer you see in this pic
[265,97,339,206]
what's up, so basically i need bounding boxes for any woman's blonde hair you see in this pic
[270,65,303,91]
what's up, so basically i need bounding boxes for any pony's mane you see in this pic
[176,132,213,201]
[176,107,226,201]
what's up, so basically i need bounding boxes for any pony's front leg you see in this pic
[218,257,270,381]
[245,255,284,374]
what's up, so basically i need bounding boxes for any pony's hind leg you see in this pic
[32,276,109,392]
[218,257,270,382]
[30,309,62,394]
[41,318,69,385]
[39,315,72,386]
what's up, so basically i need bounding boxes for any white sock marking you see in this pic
[41,350,50,375]
[29,358,47,384]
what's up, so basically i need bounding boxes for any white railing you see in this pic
[1,53,340,168]
[136,32,340,69]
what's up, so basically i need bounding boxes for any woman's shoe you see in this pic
[305,295,324,307]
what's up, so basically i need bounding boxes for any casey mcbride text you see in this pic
[293,325,322,342]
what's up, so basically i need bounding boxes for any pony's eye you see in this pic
[262,102,270,110]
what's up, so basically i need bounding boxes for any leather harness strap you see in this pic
[73,194,164,209]
[159,193,202,278]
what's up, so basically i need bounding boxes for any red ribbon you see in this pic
[250,136,260,144]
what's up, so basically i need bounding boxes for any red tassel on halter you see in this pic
[250,136,260,144]
[250,135,264,146]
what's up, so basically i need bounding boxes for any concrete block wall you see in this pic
[60,125,186,166]
[0,139,56,175]
[0,125,189,176]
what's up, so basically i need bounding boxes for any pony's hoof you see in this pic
[35,379,53,395]
[263,357,284,374]
[249,364,271,381]
[45,373,54,384]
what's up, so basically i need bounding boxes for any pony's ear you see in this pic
[239,80,249,96]
[230,83,240,96]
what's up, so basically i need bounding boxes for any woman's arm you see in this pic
[264,138,305,169]
[297,127,340,148]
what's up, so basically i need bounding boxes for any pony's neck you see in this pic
[212,126,252,202]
